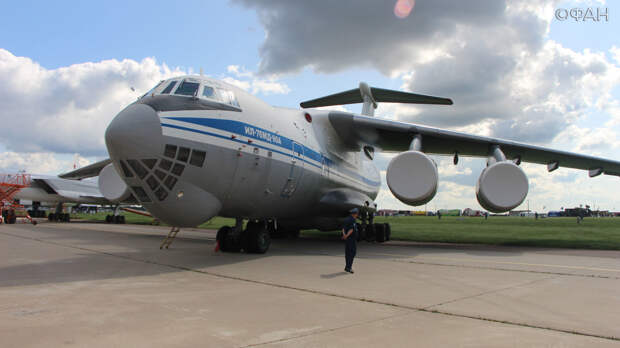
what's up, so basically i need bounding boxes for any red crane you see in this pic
[0,173,34,224]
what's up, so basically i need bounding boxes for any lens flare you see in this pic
[394,0,415,19]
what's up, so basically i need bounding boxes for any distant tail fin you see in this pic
[300,82,452,116]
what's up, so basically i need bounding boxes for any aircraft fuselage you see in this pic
[105,76,380,229]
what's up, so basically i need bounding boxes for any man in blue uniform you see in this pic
[342,208,359,273]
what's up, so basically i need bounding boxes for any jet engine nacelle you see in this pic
[386,150,438,206]
[476,161,528,213]
[98,163,131,202]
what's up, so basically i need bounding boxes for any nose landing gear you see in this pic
[216,218,271,254]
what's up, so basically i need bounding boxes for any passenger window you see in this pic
[202,86,215,99]
[161,81,177,94]
[175,80,200,96]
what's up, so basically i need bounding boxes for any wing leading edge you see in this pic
[59,159,111,180]
[328,111,620,177]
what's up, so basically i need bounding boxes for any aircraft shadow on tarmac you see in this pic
[0,224,538,288]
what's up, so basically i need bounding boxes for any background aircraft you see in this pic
[59,76,620,253]
[3,173,128,223]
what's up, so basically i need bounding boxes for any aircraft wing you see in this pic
[59,158,111,180]
[16,175,109,204]
[328,111,620,177]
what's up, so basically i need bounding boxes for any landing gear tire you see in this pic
[105,215,112,223]
[49,213,69,222]
[383,223,391,241]
[244,220,271,254]
[375,223,386,243]
[287,228,300,239]
[365,223,376,242]
[268,220,286,239]
[355,223,365,242]
[216,226,236,252]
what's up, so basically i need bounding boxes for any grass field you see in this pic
[373,215,620,250]
[71,212,620,250]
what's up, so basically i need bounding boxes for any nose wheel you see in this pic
[216,219,271,254]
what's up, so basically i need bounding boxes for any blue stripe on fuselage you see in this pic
[160,117,380,187]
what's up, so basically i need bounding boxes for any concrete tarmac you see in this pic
[1,221,619,347]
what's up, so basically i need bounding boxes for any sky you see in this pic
[1,0,619,212]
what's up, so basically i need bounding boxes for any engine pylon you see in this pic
[476,147,529,213]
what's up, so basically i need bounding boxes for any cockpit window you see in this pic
[141,81,164,98]
[216,88,240,107]
[202,86,215,98]
[175,80,200,96]
[161,81,177,94]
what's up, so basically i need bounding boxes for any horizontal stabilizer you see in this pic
[300,86,452,109]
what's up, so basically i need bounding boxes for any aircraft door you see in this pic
[281,141,305,197]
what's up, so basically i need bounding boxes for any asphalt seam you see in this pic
[285,250,620,280]
[390,259,620,280]
[2,229,619,343]
[422,276,556,310]
[241,312,412,348]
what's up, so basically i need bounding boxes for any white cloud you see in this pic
[0,151,92,175]
[221,77,252,91]
[224,65,290,95]
[557,125,620,155]
[233,1,620,211]
[0,49,184,156]
[315,105,350,112]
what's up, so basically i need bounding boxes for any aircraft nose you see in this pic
[105,103,162,158]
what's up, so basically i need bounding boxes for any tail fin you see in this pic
[300,82,452,116]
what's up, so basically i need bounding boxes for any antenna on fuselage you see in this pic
[200,67,204,76]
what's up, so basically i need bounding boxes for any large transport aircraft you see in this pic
[10,175,125,223]
[58,75,620,253]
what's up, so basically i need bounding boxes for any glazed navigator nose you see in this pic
[105,103,163,159]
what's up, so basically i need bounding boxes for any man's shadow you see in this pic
[320,271,349,279]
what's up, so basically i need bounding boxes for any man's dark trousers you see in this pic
[345,237,357,270]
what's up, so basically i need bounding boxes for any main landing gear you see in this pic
[357,210,391,243]
[105,205,125,224]
[217,218,272,254]
[358,222,391,243]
